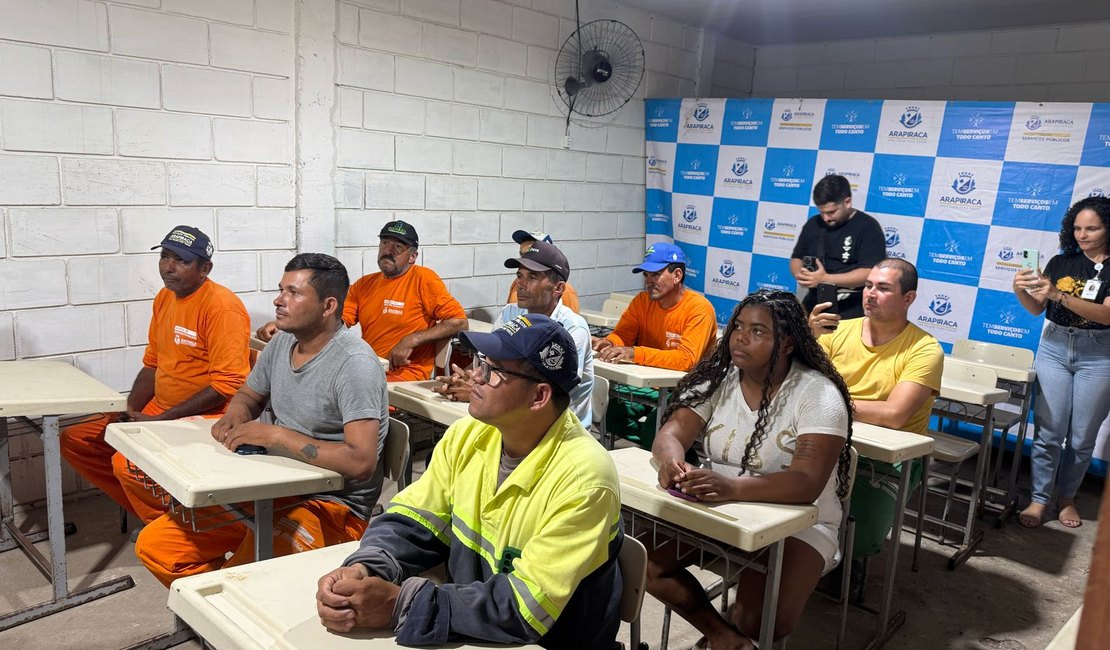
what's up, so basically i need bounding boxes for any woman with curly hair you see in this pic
[1013,196,1110,528]
[643,289,853,650]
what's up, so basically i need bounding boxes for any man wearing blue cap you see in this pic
[592,242,717,371]
[316,314,623,649]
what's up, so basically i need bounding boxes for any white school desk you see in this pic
[580,310,622,328]
[611,447,816,650]
[0,360,132,631]
[105,419,343,563]
[850,422,935,649]
[168,540,536,649]
[387,381,470,484]
[940,354,1036,522]
[934,374,1010,569]
[593,360,687,430]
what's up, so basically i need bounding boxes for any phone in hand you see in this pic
[802,255,818,272]
[1021,249,1040,272]
[814,283,839,331]
[666,487,700,502]
[235,444,267,455]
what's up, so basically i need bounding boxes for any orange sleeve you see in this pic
[562,282,580,313]
[605,292,648,348]
[342,276,366,328]
[632,293,717,371]
[418,268,467,322]
[507,278,519,305]
[203,298,251,399]
[142,291,167,370]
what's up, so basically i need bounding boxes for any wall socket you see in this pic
[561,134,572,149]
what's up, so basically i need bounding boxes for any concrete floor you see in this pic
[0,454,1098,650]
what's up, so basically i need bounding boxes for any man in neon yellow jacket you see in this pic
[316,314,624,648]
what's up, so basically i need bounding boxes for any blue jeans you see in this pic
[1029,323,1110,505]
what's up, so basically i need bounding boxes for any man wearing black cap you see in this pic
[317,314,623,648]
[256,220,467,381]
[506,230,580,313]
[61,225,251,524]
[433,240,594,424]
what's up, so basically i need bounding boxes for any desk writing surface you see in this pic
[105,420,342,508]
[0,360,125,418]
[580,310,621,328]
[611,447,816,552]
[851,422,934,464]
[169,541,535,650]
[388,381,469,428]
[943,355,1035,384]
[593,360,686,389]
[938,379,1009,406]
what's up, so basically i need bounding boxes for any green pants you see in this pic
[604,386,659,451]
[849,458,923,559]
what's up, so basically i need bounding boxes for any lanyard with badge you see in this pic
[1081,260,1105,300]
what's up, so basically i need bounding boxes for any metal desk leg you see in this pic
[949,405,993,570]
[1001,387,1034,520]
[655,388,671,431]
[121,614,197,650]
[0,416,134,631]
[912,456,931,573]
[866,465,911,649]
[758,540,783,650]
[254,499,274,561]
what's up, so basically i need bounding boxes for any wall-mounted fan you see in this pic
[554,18,645,118]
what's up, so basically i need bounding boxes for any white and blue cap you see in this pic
[511,230,554,245]
[633,242,686,273]
[458,314,580,394]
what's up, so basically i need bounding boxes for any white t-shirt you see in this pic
[687,362,849,528]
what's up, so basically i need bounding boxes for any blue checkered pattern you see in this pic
[646,98,1110,353]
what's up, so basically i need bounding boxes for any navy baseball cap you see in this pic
[504,240,570,282]
[151,225,214,262]
[379,220,419,247]
[459,314,580,394]
[511,229,554,245]
[633,242,686,273]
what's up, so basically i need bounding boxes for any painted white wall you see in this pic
[0,0,716,506]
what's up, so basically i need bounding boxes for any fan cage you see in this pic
[554,19,645,117]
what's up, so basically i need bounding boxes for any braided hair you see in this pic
[661,289,855,499]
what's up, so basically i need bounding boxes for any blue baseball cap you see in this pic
[633,242,686,273]
[458,314,580,394]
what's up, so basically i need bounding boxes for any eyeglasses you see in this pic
[473,354,540,388]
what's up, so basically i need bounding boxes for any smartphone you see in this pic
[235,444,267,455]
[802,255,818,272]
[1021,249,1040,272]
[815,283,839,331]
[666,487,700,502]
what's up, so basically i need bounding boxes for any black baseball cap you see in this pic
[511,229,554,245]
[379,220,419,247]
[151,225,214,262]
[459,314,580,395]
[504,240,570,282]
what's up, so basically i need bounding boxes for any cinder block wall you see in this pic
[714,22,1110,102]
[0,0,715,508]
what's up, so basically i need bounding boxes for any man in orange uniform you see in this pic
[592,243,717,371]
[61,226,250,523]
[256,221,466,381]
[505,230,580,313]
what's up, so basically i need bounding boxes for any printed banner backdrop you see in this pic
[645,97,1110,472]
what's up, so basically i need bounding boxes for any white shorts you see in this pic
[791,522,841,575]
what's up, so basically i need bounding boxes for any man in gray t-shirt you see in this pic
[135,253,389,588]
